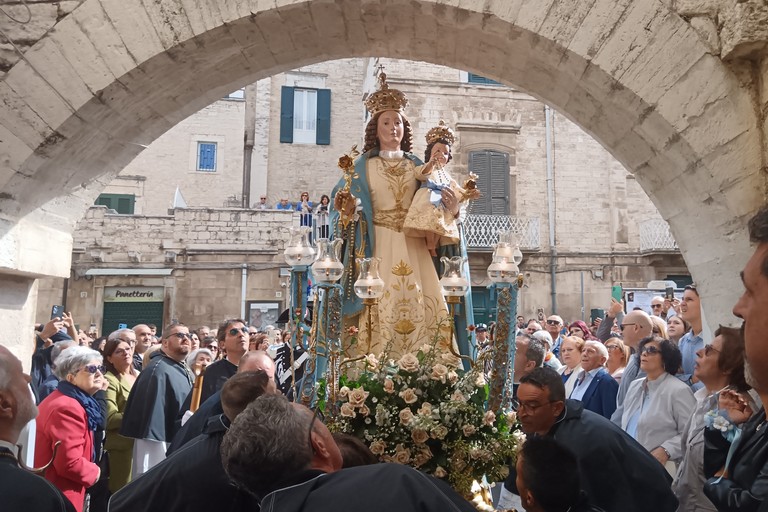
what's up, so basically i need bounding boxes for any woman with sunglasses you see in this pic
[36,346,106,512]
[621,336,695,473]
[104,336,140,493]
[673,326,756,511]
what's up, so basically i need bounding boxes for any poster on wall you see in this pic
[248,302,281,331]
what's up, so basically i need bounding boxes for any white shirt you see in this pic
[570,367,601,401]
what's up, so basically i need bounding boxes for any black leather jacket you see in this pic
[704,408,768,511]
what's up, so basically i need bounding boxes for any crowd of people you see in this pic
[1,73,767,511]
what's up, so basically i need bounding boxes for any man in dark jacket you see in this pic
[120,323,193,477]
[221,394,477,512]
[703,205,768,511]
[503,367,678,512]
[109,370,272,512]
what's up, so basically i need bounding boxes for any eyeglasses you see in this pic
[641,346,661,355]
[704,345,721,357]
[605,345,621,351]
[546,320,561,326]
[81,365,106,374]
[112,348,131,356]
[228,327,249,336]
[619,323,636,331]
[249,331,259,337]
[207,345,219,351]
[651,304,663,309]
[118,337,136,345]
[167,332,191,340]
[510,398,557,414]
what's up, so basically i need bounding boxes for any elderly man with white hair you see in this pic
[568,340,618,419]
[531,330,563,371]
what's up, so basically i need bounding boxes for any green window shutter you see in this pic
[316,89,331,145]
[468,150,509,215]
[95,196,114,209]
[280,86,295,143]
[117,196,135,214]
[95,194,135,214]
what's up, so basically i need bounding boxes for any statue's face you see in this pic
[376,110,404,150]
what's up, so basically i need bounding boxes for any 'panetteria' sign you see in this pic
[104,287,164,303]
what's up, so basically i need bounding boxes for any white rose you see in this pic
[434,466,447,478]
[483,410,496,426]
[339,386,351,399]
[418,402,433,416]
[447,371,459,383]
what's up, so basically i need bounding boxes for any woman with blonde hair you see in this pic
[604,336,630,384]
[650,316,668,339]
[557,336,585,397]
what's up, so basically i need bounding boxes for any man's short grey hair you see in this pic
[54,346,102,380]
[222,394,313,498]
[51,340,77,368]
[108,328,135,342]
[584,340,609,360]
[532,330,553,349]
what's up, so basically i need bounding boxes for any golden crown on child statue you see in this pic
[426,120,456,145]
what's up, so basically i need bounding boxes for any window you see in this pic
[467,150,510,215]
[280,86,331,145]
[467,73,501,86]
[197,142,217,172]
[95,194,135,214]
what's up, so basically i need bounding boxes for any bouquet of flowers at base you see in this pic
[326,346,524,496]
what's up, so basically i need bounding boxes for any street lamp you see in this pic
[284,226,315,401]
[487,231,524,413]
[439,256,472,365]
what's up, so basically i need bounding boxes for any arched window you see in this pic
[467,150,510,215]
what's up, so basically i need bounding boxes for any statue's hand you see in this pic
[334,190,356,217]
[441,188,460,217]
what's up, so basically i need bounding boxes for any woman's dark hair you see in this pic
[362,111,413,153]
[320,194,330,205]
[103,337,137,377]
[332,433,377,468]
[638,336,681,375]
[519,437,582,512]
[715,325,750,392]
[424,139,453,164]
[91,336,107,353]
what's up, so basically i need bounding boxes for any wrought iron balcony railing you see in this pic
[463,214,540,250]
[639,219,678,252]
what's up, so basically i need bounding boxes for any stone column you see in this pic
[0,274,40,372]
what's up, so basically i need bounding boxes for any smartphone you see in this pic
[536,308,545,321]
[665,286,674,300]
[51,304,64,320]
[611,286,623,302]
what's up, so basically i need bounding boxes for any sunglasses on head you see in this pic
[229,327,249,336]
[81,364,106,374]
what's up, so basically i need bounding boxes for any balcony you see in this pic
[464,215,540,250]
[639,219,678,252]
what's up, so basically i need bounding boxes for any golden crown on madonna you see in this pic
[364,72,409,115]
[426,120,456,146]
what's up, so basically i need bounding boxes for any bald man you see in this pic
[167,351,276,454]
[610,310,653,425]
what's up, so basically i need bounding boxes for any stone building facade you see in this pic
[36,58,688,332]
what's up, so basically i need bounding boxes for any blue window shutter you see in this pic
[198,142,216,171]
[280,86,295,143]
[316,89,331,145]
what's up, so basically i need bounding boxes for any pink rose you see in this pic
[411,429,429,444]
[462,424,476,437]
[359,404,371,416]
[398,353,420,373]
[418,402,433,416]
[369,440,386,455]
[340,402,356,418]
[399,388,418,404]
[394,444,411,464]
[430,363,449,383]
[483,410,496,426]
[348,387,369,407]
[434,466,447,478]
[399,408,414,425]
[383,378,395,394]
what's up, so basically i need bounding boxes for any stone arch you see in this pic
[0,0,763,358]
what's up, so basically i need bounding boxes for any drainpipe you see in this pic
[545,105,557,313]
[242,84,257,208]
[241,264,248,320]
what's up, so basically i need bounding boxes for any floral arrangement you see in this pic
[326,344,523,497]
[705,409,740,443]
